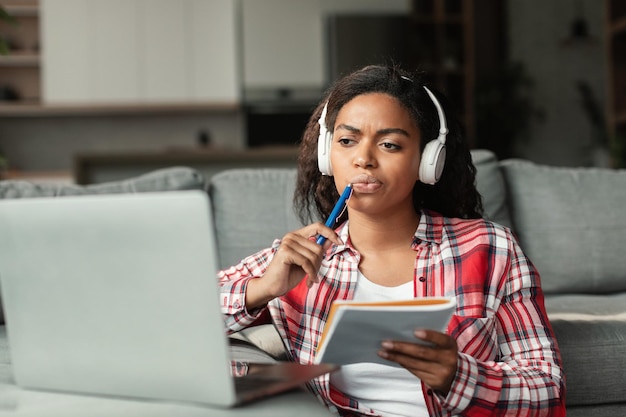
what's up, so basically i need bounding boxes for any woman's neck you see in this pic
[347,208,420,253]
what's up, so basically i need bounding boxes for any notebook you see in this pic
[0,191,336,407]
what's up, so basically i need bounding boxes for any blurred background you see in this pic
[0,0,624,183]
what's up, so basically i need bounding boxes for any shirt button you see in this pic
[418,276,426,282]
[233,300,241,309]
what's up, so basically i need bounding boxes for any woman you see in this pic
[219,64,565,416]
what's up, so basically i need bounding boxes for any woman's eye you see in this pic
[381,142,401,150]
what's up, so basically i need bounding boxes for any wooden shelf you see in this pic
[0,53,40,66]
[2,4,38,16]
[0,0,41,105]
[0,169,72,184]
[0,101,241,117]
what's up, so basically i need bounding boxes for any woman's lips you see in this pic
[349,174,382,193]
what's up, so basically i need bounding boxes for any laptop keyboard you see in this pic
[233,373,297,398]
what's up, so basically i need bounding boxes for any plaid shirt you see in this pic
[219,210,566,416]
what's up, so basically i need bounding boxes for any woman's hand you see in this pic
[378,329,459,396]
[245,223,342,309]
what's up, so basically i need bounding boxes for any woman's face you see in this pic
[329,93,422,216]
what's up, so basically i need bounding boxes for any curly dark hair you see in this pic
[294,64,483,224]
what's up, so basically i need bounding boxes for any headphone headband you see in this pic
[422,86,448,144]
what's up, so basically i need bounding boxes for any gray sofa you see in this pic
[1,149,625,416]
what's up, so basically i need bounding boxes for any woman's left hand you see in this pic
[378,329,458,396]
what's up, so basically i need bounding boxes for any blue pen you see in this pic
[316,183,353,245]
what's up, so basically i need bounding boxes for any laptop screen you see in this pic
[0,191,238,405]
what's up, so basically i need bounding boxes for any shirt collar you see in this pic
[415,209,444,244]
[326,209,444,258]
[325,222,355,260]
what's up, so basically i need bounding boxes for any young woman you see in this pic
[219,65,565,416]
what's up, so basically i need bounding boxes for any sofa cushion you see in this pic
[0,166,206,198]
[210,169,302,269]
[0,166,207,325]
[471,149,513,229]
[545,293,626,407]
[500,160,626,294]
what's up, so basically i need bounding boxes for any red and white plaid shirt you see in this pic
[219,210,566,416]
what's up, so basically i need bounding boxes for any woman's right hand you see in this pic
[245,223,343,309]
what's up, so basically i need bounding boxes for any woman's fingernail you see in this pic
[381,341,393,349]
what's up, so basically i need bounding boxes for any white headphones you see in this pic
[317,102,333,177]
[317,86,448,185]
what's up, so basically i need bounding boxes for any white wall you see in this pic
[41,0,239,103]
[507,0,607,167]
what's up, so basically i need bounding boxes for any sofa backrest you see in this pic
[470,149,513,229]
[209,149,513,269]
[500,159,626,294]
[0,167,206,198]
[210,169,302,269]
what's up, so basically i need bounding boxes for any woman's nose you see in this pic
[353,144,377,168]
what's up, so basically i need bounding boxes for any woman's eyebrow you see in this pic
[335,124,410,137]
[335,124,360,133]
[378,128,410,137]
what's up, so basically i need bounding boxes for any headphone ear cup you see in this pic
[419,140,446,185]
[317,102,333,176]
[317,130,333,176]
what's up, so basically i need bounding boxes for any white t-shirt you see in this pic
[329,271,428,417]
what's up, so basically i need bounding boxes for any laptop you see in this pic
[0,191,336,407]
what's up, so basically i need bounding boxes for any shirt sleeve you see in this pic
[218,240,280,333]
[440,230,566,417]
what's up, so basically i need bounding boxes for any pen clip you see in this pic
[334,204,349,226]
